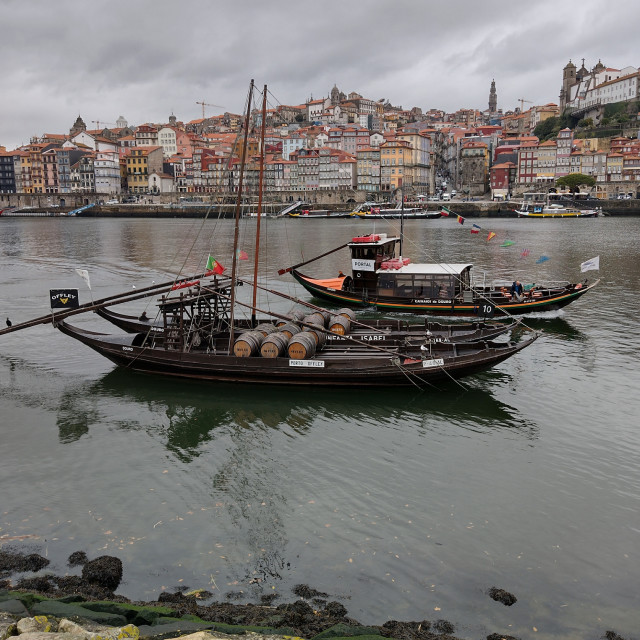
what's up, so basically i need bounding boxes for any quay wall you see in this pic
[2,191,640,217]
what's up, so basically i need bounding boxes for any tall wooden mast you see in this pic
[228,79,255,351]
[251,84,268,327]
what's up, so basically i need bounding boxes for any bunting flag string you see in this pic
[470,224,481,234]
[535,255,550,264]
[487,232,496,241]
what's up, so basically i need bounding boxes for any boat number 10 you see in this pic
[478,303,495,318]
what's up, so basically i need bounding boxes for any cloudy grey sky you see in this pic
[2,0,639,150]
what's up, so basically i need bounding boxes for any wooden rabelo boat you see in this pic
[284,233,599,317]
[0,81,538,388]
[95,300,524,345]
[53,276,536,388]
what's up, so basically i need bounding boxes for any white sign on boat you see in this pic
[352,259,376,272]
[422,358,445,368]
[289,360,325,368]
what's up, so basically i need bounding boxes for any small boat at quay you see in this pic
[349,202,442,220]
[514,192,602,218]
[285,233,599,317]
[0,81,538,388]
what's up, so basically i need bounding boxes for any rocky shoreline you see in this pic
[0,550,629,640]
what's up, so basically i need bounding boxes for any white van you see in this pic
[442,193,451,201]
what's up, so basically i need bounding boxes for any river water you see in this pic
[1,214,639,639]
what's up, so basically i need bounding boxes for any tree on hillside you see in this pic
[556,173,596,193]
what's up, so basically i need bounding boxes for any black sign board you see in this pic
[476,301,496,319]
[50,289,80,310]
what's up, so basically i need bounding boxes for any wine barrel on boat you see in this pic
[306,323,327,348]
[277,309,305,326]
[260,332,290,358]
[329,315,351,335]
[304,312,326,328]
[233,330,264,357]
[255,323,278,337]
[337,308,356,322]
[287,332,317,359]
[278,322,301,339]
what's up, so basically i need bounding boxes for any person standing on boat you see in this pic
[510,280,524,302]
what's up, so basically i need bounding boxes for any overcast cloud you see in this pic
[2,0,639,150]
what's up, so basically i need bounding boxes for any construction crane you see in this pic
[195,100,224,119]
[518,98,533,113]
[91,120,116,130]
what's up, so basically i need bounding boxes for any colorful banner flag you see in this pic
[237,249,249,260]
[440,206,451,217]
[75,268,91,290]
[487,232,496,241]
[206,256,225,274]
[470,227,479,234]
[520,249,530,258]
[470,223,481,234]
[580,256,600,272]
[536,255,550,264]
[456,215,465,225]
[500,240,515,247]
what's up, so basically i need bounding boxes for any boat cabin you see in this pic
[348,234,473,301]
[377,264,473,301]
[349,234,399,293]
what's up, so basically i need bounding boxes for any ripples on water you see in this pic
[1,217,640,638]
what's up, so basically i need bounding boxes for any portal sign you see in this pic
[352,258,375,272]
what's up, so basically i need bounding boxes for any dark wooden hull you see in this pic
[95,306,521,344]
[56,321,537,388]
[291,270,600,317]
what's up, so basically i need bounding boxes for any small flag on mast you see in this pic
[75,268,91,290]
[440,206,451,217]
[471,224,481,234]
[580,256,600,272]
[487,232,496,241]
[237,249,249,260]
[456,215,465,225]
[206,256,225,274]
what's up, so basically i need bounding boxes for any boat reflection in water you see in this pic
[55,368,538,452]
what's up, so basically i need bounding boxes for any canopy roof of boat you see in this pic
[378,263,473,275]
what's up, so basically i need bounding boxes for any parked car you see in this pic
[105,199,119,205]
[451,189,457,197]
[428,196,440,202]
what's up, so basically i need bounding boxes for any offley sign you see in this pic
[50,289,80,309]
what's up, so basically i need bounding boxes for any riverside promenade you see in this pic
[2,199,639,218]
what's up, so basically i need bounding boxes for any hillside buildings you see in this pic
[2,69,640,201]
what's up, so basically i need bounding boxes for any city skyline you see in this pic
[2,0,640,151]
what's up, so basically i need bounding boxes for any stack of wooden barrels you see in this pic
[233,308,356,359]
